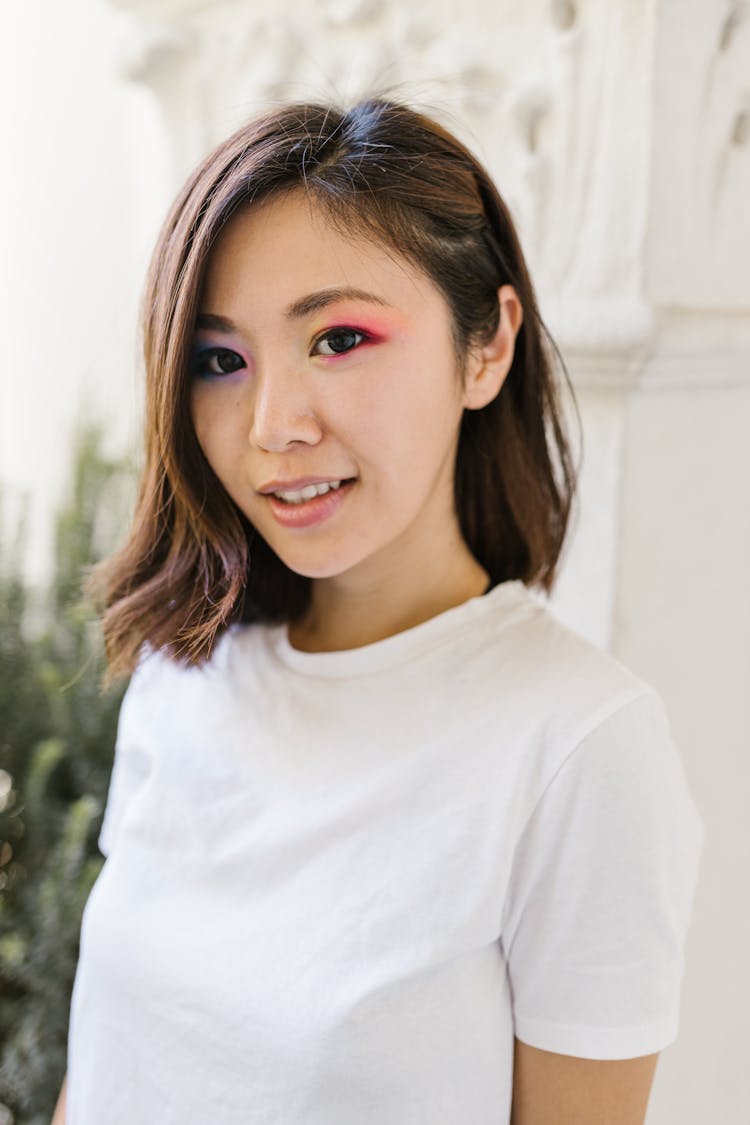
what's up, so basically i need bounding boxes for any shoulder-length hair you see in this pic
[86,94,581,686]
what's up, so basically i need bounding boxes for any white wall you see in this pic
[2,1,748,1121]
[0,0,168,584]
[615,385,750,1124]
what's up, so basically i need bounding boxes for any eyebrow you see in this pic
[194,287,393,335]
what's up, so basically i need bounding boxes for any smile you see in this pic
[265,478,357,528]
[272,480,344,504]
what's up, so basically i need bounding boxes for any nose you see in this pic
[249,364,323,452]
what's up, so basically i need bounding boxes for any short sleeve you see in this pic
[501,688,705,1060]
[97,648,155,858]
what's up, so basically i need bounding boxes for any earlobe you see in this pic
[462,285,523,411]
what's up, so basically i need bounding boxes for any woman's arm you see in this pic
[510,1039,660,1124]
[50,1072,67,1125]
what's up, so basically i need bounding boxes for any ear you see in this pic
[461,285,523,411]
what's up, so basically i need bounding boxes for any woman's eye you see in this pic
[313,328,367,356]
[191,347,245,379]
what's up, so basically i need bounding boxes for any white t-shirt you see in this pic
[67,579,705,1124]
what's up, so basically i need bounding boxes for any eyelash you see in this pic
[313,326,369,357]
[190,347,245,379]
[190,326,371,379]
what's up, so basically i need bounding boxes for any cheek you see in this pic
[340,378,454,479]
[189,388,238,460]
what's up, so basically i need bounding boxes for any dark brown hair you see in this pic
[85,94,581,686]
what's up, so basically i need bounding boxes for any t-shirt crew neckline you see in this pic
[266,578,528,678]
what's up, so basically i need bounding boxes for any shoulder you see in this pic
[475,586,659,741]
[117,635,225,722]
[117,622,269,729]
[128,622,250,687]
[516,590,647,689]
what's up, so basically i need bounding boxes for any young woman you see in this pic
[57,95,704,1124]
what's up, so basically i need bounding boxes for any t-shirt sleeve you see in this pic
[501,688,705,1060]
[97,648,155,859]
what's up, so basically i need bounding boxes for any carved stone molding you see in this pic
[551,303,750,391]
[107,0,211,17]
[103,0,750,374]
[647,1,750,309]
[638,309,750,390]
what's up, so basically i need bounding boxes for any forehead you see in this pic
[200,189,438,318]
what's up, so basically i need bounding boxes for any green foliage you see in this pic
[0,424,134,1125]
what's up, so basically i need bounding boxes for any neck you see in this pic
[287,546,490,654]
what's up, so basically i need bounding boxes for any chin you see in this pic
[269,545,368,582]
[280,559,360,581]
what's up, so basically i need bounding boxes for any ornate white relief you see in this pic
[647,0,750,309]
[319,0,383,26]
[638,309,750,389]
[107,0,215,16]
[405,1,657,364]
[103,0,749,365]
[549,0,578,33]
[116,20,189,85]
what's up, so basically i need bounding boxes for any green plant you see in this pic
[0,424,134,1125]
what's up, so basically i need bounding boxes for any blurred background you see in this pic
[1,1,748,1122]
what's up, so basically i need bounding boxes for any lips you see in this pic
[263,477,356,528]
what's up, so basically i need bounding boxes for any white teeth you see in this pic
[273,479,345,504]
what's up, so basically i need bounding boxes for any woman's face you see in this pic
[188,189,502,588]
